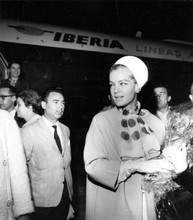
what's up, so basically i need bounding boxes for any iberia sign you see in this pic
[0,20,193,62]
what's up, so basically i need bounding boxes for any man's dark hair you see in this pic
[0,85,17,96]
[42,87,64,102]
[8,60,22,69]
[153,83,171,96]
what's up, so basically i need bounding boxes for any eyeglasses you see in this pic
[0,95,15,100]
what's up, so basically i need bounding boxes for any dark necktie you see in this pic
[52,125,62,154]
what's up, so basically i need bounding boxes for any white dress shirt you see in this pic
[42,116,64,151]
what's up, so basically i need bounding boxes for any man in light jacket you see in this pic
[21,87,73,220]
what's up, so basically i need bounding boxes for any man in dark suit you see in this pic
[21,87,74,220]
[0,85,25,127]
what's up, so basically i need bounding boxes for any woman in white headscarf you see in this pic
[84,56,187,220]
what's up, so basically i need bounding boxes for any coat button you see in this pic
[6,200,13,207]
[3,160,7,166]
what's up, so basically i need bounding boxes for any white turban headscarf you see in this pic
[114,56,148,89]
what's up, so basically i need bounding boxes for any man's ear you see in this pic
[135,84,141,94]
[168,96,171,102]
[41,101,46,110]
[189,94,193,101]
[12,96,16,102]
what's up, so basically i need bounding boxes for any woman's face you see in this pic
[109,66,139,109]
[9,63,21,78]
[16,97,30,119]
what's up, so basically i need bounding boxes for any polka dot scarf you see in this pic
[120,102,161,160]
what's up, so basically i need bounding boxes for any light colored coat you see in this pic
[22,113,41,128]
[0,110,34,220]
[21,116,74,219]
[84,107,165,220]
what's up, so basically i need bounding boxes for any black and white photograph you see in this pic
[0,1,193,220]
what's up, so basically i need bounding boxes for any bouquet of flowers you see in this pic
[165,103,193,168]
[143,102,193,205]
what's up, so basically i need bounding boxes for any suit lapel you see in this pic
[38,118,68,156]
[37,117,59,152]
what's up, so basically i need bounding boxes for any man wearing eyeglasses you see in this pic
[0,85,25,127]
[153,84,172,127]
